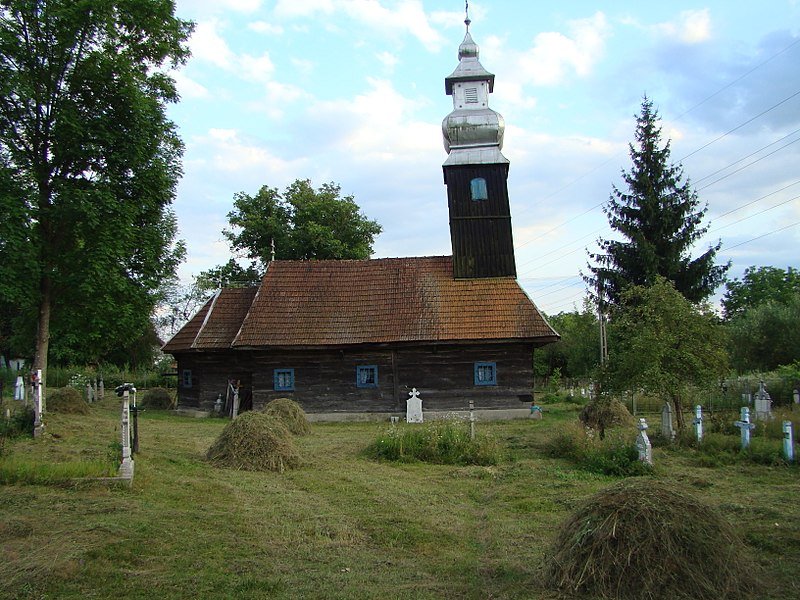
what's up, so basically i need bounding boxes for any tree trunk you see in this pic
[673,395,685,430]
[33,271,52,394]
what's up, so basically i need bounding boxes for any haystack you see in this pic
[46,387,90,414]
[206,412,300,472]
[579,397,634,431]
[545,479,754,599]
[262,398,311,435]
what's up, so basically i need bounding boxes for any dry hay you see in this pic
[206,411,300,472]
[579,397,635,431]
[46,387,90,415]
[545,478,755,600]
[140,387,175,410]
[262,398,311,435]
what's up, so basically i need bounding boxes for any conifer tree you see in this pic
[586,97,728,305]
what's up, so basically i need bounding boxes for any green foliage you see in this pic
[199,179,383,288]
[0,0,193,373]
[723,266,800,320]
[262,398,311,436]
[537,301,600,379]
[587,96,728,305]
[206,412,300,472]
[726,295,800,372]
[604,277,728,426]
[47,387,90,414]
[364,419,502,466]
[0,406,33,455]
[545,479,754,599]
[141,387,174,410]
[544,421,651,477]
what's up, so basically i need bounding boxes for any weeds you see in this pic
[364,419,503,465]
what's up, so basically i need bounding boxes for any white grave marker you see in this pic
[32,369,44,438]
[734,407,756,450]
[13,375,24,402]
[406,388,423,423]
[660,402,675,440]
[119,391,134,480]
[636,418,653,465]
[783,421,794,463]
[754,380,772,420]
[693,405,704,443]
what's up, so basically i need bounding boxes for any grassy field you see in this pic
[1,398,798,599]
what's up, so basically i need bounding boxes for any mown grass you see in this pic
[0,400,798,599]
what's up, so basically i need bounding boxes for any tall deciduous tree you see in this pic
[586,97,728,305]
[0,1,192,375]
[203,179,382,286]
[722,266,800,320]
[604,278,729,429]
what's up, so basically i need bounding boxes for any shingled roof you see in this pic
[163,256,558,352]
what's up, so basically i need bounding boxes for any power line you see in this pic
[721,220,800,252]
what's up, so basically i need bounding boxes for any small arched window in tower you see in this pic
[470,177,488,201]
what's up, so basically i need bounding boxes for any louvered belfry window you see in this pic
[465,87,479,103]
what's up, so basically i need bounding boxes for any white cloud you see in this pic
[172,71,210,99]
[274,0,334,18]
[196,129,309,175]
[190,20,235,68]
[239,52,275,83]
[376,51,399,70]
[290,57,314,74]
[516,12,610,86]
[248,21,284,35]
[656,9,712,44]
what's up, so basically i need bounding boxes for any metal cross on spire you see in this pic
[465,0,470,30]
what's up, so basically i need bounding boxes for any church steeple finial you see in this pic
[464,0,471,31]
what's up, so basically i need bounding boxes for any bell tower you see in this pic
[442,10,516,279]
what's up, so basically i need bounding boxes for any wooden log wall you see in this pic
[175,343,534,413]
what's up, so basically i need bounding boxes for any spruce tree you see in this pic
[586,97,728,306]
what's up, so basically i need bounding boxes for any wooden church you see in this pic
[163,18,559,415]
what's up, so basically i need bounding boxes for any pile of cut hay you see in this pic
[262,398,311,435]
[46,387,90,415]
[545,478,755,599]
[206,412,300,472]
[579,397,635,431]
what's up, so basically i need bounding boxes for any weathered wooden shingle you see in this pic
[164,256,558,352]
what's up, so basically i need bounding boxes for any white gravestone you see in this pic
[783,421,795,463]
[14,376,25,401]
[636,418,653,465]
[33,369,45,438]
[119,392,134,480]
[734,407,756,450]
[660,402,675,440]
[406,388,423,423]
[693,405,704,443]
[754,380,772,420]
[794,389,800,404]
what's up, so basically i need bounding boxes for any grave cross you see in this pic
[32,369,45,438]
[14,375,25,402]
[636,418,653,465]
[119,390,134,479]
[734,407,756,450]
[693,405,704,443]
[406,388,423,423]
[783,421,795,463]
[754,380,772,421]
[660,402,675,441]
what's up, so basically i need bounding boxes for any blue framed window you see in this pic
[470,177,488,201]
[274,368,295,391]
[474,362,497,386]
[356,365,378,388]
[182,369,192,388]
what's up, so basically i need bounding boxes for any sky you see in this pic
[167,0,800,315]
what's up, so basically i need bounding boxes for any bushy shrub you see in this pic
[47,387,90,414]
[206,412,300,472]
[543,421,651,477]
[545,479,755,599]
[0,406,35,456]
[262,398,310,435]
[364,419,502,466]
[141,387,174,410]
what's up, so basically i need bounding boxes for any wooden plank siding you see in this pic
[444,163,516,279]
[174,342,534,413]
